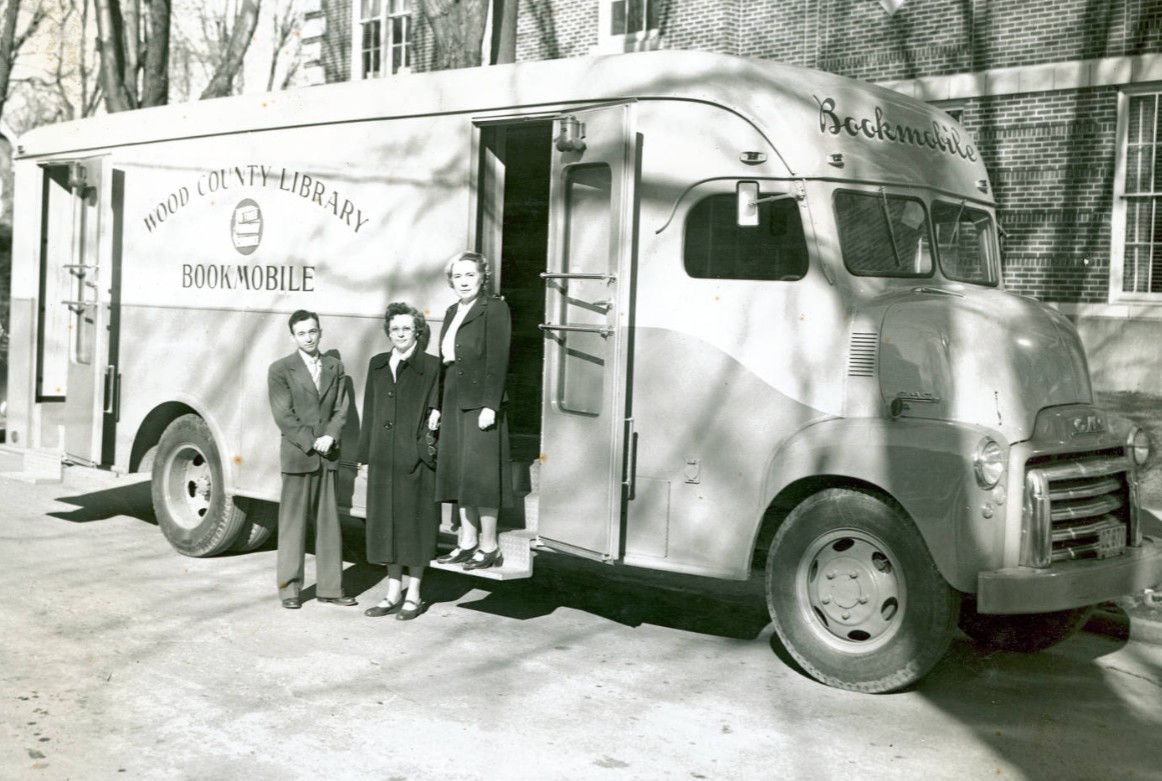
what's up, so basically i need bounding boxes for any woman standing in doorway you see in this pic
[358,302,442,620]
[435,251,514,570]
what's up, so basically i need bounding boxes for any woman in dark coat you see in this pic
[434,251,514,571]
[357,302,441,620]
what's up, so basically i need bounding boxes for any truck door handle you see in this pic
[622,417,637,500]
[103,365,117,415]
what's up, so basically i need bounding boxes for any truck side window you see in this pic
[684,193,808,281]
[836,190,934,278]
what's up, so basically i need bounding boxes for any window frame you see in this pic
[1110,86,1162,303]
[833,188,937,280]
[350,0,412,81]
[681,188,811,283]
[593,0,662,54]
[930,199,1001,287]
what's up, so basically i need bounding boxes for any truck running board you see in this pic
[429,528,536,581]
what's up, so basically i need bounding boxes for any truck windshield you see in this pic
[835,190,933,278]
[931,201,1000,286]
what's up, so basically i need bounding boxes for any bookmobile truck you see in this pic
[6,50,1162,693]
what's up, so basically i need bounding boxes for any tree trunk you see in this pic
[140,0,169,107]
[419,0,488,70]
[490,0,516,65]
[200,0,261,99]
[94,0,136,111]
[121,0,139,96]
[0,0,23,120]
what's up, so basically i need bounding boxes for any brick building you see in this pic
[302,0,1162,394]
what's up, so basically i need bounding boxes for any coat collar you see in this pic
[369,349,429,374]
[448,295,490,325]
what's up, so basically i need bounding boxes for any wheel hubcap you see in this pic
[800,531,903,650]
[167,445,213,530]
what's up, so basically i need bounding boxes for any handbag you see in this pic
[418,428,438,469]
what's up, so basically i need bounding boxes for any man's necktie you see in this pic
[310,359,321,391]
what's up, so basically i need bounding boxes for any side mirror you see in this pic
[737,180,759,227]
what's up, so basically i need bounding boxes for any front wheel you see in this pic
[766,488,960,693]
[151,414,248,557]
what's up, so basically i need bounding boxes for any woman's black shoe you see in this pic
[364,599,403,617]
[437,546,477,564]
[462,547,503,571]
[396,601,427,621]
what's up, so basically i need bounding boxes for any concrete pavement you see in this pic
[2,462,1162,781]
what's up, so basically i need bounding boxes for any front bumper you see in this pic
[978,509,1162,614]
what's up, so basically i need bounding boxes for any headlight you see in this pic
[1128,426,1150,467]
[973,437,1005,488]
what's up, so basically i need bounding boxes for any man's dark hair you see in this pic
[288,309,320,333]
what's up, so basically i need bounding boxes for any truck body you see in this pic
[7,51,1161,691]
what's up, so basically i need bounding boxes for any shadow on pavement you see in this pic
[423,555,772,641]
[48,480,157,526]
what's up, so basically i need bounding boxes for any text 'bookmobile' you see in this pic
[8,51,1162,692]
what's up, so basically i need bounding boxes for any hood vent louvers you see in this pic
[848,332,878,377]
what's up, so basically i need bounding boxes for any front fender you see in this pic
[762,417,1007,593]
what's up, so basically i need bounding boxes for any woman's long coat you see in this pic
[357,349,441,567]
[435,295,514,507]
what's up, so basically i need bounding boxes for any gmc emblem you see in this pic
[1070,414,1105,437]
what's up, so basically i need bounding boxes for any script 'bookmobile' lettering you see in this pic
[815,96,978,163]
[141,164,371,235]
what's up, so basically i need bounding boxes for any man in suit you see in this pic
[267,310,356,609]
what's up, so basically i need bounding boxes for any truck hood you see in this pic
[877,286,1092,441]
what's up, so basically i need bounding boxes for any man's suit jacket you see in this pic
[268,351,349,474]
[439,295,511,411]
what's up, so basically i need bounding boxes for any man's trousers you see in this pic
[277,467,343,600]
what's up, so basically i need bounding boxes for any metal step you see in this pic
[429,528,536,580]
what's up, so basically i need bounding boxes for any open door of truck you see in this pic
[535,102,638,560]
[37,158,119,466]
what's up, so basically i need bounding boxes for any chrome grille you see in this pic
[1021,454,1134,567]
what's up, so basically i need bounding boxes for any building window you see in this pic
[355,0,411,79]
[594,0,661,54]
[611,0,659,37]
[1113,90,1162,299]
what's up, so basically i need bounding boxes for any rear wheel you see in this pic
[151,414,248,557]
[766,488,960,693]
[958,597,1094,653]
[230,499,279,552]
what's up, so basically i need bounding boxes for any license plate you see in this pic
[1097,526,1126,559]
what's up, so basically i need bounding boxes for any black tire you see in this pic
[958,596,1094,653]
[766,488,960,693]
[230,499,279,552]
[151,414,248,557]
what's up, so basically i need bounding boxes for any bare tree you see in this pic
[265,0,300,91]
[0,1,24,120]
[418,0,488,70]
[38,0,100,122]
[92,0,169,112]
[200,0,261,99]
[0,0,49,121]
